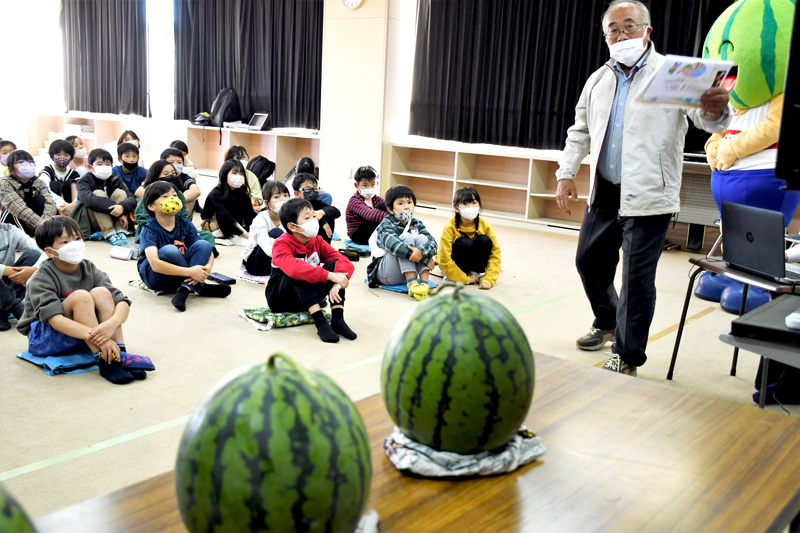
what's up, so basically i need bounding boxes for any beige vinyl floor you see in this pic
[0,193,796,519]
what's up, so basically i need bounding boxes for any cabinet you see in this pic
[28,113,321,183]
[387,141,590,230]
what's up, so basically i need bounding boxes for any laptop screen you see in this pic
[721,201,786,280]
[248,113,268,130]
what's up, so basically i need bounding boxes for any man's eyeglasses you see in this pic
[604,22,647,40]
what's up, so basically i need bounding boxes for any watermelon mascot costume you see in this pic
[694,0,798,313]
[702,0,800,405]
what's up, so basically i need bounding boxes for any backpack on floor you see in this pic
[247,155,276,188]
[208,88,241,127]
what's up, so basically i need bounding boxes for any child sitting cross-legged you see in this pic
[266,198,356,343]
[241,181,290,276]
[366,185,438,301]
[16,216,144,384]
[138,181,230,311]
[345,165,388,245]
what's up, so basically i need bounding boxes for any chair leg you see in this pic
[758,357,769,409]
[730,284,749,377]
[667,267,704,380]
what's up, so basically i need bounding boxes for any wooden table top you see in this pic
[36,353,800,533]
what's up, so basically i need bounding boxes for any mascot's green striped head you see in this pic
[703,0,796,110]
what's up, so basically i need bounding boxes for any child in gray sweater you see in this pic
[17,216,146,384]
[0,223,45,330]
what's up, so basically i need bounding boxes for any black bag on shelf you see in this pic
[247,155,277,187]
[208,88,241,127]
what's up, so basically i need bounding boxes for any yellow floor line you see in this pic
[594,306,718,367]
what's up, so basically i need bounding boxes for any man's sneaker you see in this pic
[601,354,637,377]
[576,327,615,351]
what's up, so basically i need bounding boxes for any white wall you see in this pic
[0,0,64,151]
[319,0,390,202]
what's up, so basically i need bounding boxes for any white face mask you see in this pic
[228,173,245,189]
[359,187,378,198]
[270,200,287,213]
[173,163,184,174]
[74,148,87,158]
[296,218,319,238]
[93,165,113,180]
[395,208,414,223]
[51,240,86,264]
[459,206,480,221]
[128,140,140,148]
[608,31,648,67]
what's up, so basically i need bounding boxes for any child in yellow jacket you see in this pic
[436,187,501,289]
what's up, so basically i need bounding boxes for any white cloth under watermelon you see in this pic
[355,509,380,533]
[383,426,545,477]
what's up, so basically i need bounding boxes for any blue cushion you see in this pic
[344,239,371,253]
[693,271,737,303]
[719,283,770,314]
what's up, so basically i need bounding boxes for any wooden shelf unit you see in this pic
[28,113,320,183]
[387,142,589,230]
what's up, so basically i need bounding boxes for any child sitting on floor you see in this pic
[73,149,136,246]
[345,165,388,245]
[436,187,501,290]
[0,222,45,331]
[157,148,201,214]
[0,150,57,236]
[16,217,143,384]
[366,185,438,301]
[38,139,80,215]
[292,173,340,244]
[242,181,290,276]
[112,142,148,198]
[266,198,356,343]
[138,181,230,311]
[201,160,257,245]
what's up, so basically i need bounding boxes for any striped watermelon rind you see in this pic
[382,284,535,454]
[0,483,35,533]
[175,353,372,533]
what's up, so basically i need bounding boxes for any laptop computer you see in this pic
[721,201,800,283]
[246,113,269,131]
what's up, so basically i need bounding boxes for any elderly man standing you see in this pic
[556,0,731,376]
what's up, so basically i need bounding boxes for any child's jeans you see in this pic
[376,233,431,285]
[138,241,213,293]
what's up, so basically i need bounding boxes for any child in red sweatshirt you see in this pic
[266,198,356,343]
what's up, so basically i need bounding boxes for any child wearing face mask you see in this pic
[133,161,190,241]
[224,145,264,205]
[112,143,148,195]
[0,140,17,177]
[38,140,80,216]
[115,130,151,168]
[201,160,257,245]
[64,136,89,177]
[73,149,136,246]
[266,198,356,343]
[0,150,57,236]
[292,173,340,245]
[159,148,201,214]
[345,165,388,245]
[436,187,501,290]
[138,181,230,311]
[169,140,198,179]
[16,216,146,385]
[366,185,438,301]
[242,181,290,276]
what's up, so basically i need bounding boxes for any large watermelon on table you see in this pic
[175,353,372,533]
[0,483,35,533]
[382,285,535,454]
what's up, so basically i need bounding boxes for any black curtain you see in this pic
[410,0,730,150]
[60,0,150,117]
[174,0,323,128]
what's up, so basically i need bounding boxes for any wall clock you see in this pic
[342,0,363,9]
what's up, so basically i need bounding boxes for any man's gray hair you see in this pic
[601,0,652,28]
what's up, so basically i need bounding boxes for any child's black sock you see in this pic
[98,359,134,385]
[128,369,147,380]
[312,310,339,343]
[172,286,191,311]
[330,307,357,340]
[199,283,231,298]
[118,343,126,352]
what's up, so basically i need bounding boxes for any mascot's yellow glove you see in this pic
[705,134,721,170]
[715,138,737,170]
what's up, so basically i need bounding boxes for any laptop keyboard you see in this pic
[786,269,800,281]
